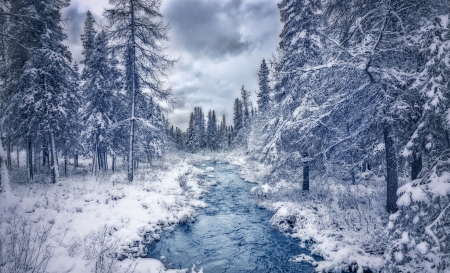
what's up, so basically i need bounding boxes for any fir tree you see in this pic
[105,0,175,182]
[81,29,121,175]
[7,0,77,183]
[257,59,270,112]
[233,98,243,133]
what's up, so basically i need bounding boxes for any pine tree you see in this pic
[105,0,175,182]
[80,11,96,64]
[6,0,77,183]
[81,29,121,175]
[206,110,218,150]
[257,59,270,112]
[241,85,250,126]
[233,98,243,132]
[187,112,195,152]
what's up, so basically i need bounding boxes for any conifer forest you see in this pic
[0,0,450,272]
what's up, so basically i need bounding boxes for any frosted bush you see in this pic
[0,206,54,273]
[385,157,450,272]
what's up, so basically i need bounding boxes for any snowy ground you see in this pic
[0,153,213,273]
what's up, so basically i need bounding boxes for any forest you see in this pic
[0,0,450,272]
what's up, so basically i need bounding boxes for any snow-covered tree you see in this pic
[5,0,78,183]
[257,59,270,113]
[233,98,243,133]
[240,85,250,126]
[206,110,217,151]
[105,0,175,182]
[81,28,121,175]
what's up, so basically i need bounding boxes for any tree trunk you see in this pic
[104,153,108,171]
[64,155,67,176]
[128,119,135,182]
[384,123,398,213]
[93,133,98,176]
[302,151,309,191]
[112,156,115,173]
[34,145,38,173]
[43,142,48,166]
[74,154,78,169]
[16,146,19,167]
[50,132,59,184]
[6,141,11,170]
[411,151,422,180]
[27,137,33,181]
[128,1,136,183]
[98,152,102,170]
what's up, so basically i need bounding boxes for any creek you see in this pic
[147,161,319,272]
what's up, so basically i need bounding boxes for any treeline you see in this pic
[168,86,256,152]
[0,0,173,183]
[248,0,450,270]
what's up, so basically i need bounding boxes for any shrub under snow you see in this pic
[386,155,450,272]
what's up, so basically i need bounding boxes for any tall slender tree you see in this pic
[105,0,175,182]
[257,59,270,112]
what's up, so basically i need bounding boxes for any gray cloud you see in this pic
[162,0,277,59]
[63,1,105,64]
[62,0,281,130]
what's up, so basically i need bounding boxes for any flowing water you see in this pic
[147,161,319,272]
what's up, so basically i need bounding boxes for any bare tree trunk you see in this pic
[384,123,398,213]
[104,153,108,171]
[33,144,38,173]
[112,155,115,173]
[6,140,11,170]
[98,152,102,171]
[93,132,98,176]
[27,137,33,181]
[0,139,11,193]
[16,146,19,167]
[302,151,309,191]
[74,154,78,169]
[43,142,49,166]
[50,131,59,184]
[411,151,422,180]
[128,1,136,183]
[64,155,67,176]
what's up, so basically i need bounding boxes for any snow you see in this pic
[416,242,428,255]
[0,153,210,273]
[234,150,388,273]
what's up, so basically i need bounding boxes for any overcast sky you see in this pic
[63,0,281,130]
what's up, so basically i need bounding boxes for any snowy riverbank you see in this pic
[228,151,389,273]
[0,153,212,273]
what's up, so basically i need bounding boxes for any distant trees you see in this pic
[257,59,270,113]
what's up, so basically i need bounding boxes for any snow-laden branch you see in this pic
[425,202,450,251]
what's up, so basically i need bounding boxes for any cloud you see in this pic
[163,0,281,129]
[62,0,107,63]
[162,0,279,59]
[61,0,281,131]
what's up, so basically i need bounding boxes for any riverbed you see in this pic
[147,161,319,272]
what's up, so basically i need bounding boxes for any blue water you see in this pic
[147,161,319,272]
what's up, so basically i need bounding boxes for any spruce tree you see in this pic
[241,85,250,126]
[257,59,270,112]
[7,0,77,183]
[81,29,121,175]
[233,98,243,133]
[105,0,175,182]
